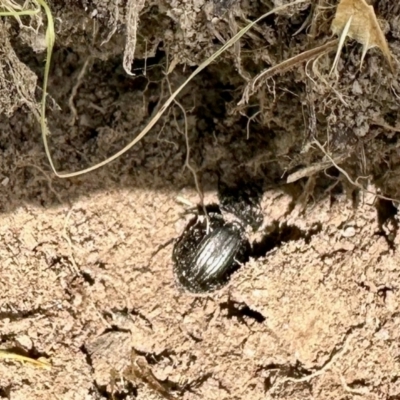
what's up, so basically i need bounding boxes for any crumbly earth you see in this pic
[1,0,400,399]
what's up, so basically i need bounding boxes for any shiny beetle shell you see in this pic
[173,212,249,293]
[218,180,263,231]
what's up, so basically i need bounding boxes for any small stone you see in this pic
[341,226,356,238]
[16,335,33,350]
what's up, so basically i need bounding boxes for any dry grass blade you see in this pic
[330,14,352,76]
[123,0,145,75]
[331,0,394,72]
[40,0,309,178]
[240,39,338,105]
[0,349,51,370]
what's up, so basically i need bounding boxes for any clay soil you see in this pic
[1,0,400,399]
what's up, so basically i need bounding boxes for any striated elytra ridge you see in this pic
[173,182,263,294]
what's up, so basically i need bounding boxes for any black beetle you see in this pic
[173,206,251,294]
[173,181,263,294]
[217,180,263,231]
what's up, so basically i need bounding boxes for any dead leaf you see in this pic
[330,0,394,74]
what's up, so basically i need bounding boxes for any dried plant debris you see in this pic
[86,331,178,399]
[85,331,132,387]
[0,349,51,370]
[0,21,38,117]
[122,351,178,400]
[123,0,146,75]
[331,0,394,74]
[239,39,338,105]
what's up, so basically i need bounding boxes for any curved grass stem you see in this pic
[3,0,310,178]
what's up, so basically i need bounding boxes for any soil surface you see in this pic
[1,0,400,399]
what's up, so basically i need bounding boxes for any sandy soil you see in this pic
[1,0,400,399]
